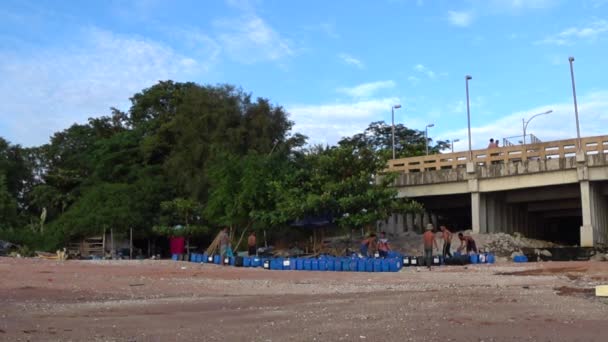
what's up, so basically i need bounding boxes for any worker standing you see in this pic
[440,225,453,258]
[457,233,478,254]
[377,231,391,258]
[423,224,438,270]
[360,233,377,257]
[247,231,257,256]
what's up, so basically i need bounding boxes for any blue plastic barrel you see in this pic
[296,258,304,270]
[357,259,366,272]
[230,256,236,266]
[289,258,297,270]
[470,254,479,264]
[381,259,390,272]
[213,255,221,264]
[311,259,319,271]
[513,255,528,263]
[334,259,343,271]
[318,259,327,271]
[172,254,179,261]
[487,254,496,264]
[202,253,208,263]
[388,258,402,272]
[326,259,335,271]
[365,258,374,272]
[251,257,260,267]
[341,258,350,272]
[373,259,383,272]
[304,259,312,271]
[190,254,196,262]
[243,257,251,267]
[349,260,357,272]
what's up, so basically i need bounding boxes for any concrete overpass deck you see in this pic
[381,135,608,247]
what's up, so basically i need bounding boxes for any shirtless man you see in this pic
[440,225,453,258]
[423,224,439,270]
[457,233,478,254]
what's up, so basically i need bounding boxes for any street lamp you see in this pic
[568,57,582,150]
[425,123,434,155]
[465,75,473,160]
[522,110,553,145]
[451,138,460,154]
[391,104,402,159]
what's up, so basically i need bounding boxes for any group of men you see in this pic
[361,225,478,270]
[424,224,477,270]
[359,231,392,258]
[218,228,259,265]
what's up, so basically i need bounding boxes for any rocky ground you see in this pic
[1,257,608,341]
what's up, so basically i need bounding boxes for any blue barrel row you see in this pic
[180,252,495,267]
[182,253,403,272]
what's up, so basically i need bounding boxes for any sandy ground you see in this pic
[1,257,607,342]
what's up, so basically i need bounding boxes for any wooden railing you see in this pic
[387,135,608,173]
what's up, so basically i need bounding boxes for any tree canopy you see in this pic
[0,81,440,251]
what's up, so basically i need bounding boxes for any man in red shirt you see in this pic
[423,224,438,270]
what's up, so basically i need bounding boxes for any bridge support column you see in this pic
[471,192,487,233]
[406,213,414,232]
[580,181,608,247]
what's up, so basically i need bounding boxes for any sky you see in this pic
[1,0,608,150]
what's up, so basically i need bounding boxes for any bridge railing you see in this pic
[387,135,608,173]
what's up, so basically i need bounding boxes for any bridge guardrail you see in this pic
[387,135,608,173]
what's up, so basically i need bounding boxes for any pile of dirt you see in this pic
[388,231,560,258]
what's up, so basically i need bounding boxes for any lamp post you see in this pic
[451,138,460,154]
[568,57,581,150]
[391,104,402,159]
[465,75,473,160]
[425,123,434,155]
[522,110,553,146]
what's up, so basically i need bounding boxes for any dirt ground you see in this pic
[1,257,607,342]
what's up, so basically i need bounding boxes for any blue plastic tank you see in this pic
[470,254,479,264]
[373,259,383,272]
[357,259,366,272]
[243,257,251,267]
[365,258,374,272]
[172,254,179,261]
[213,254,221,264]
[296,258,304,270]
[487,254,496,264]
[341,258,350,272]
[334,259,343,271]
[202,253,208,263]
[311,259,319,271]
[381,259,390,272]
[304,259,312,271]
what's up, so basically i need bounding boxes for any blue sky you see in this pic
[1,0,608,149]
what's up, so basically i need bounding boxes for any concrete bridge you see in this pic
[380,135,608,247]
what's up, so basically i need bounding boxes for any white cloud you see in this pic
[447,10,474,27]
[288,97,400,144]
[538,20,608,45]
[0,28,211,146]
[486,0,558,11]
[214,15,294,63]
[407,76,420,85]
[336,81,396,98]
[414,64,436,79]
[338,53,364,69]
[441,90,608,149]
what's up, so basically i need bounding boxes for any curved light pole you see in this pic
[391,104,402,159]
[568,57,581,150]
[465,75,473,160]
[522,110,553,146]
[451,138,460,154]
[425,123,434,155]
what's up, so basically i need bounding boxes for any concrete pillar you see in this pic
[471,192,487,233]
[580,181,608,247]
[397,214,405,235]
[487,195,496,233]
[431,213,438,229]
[406,213,414,232]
